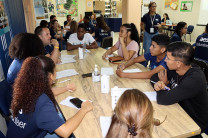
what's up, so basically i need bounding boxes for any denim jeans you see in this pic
[143,31,159,54]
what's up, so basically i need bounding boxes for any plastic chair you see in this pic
[186,25,194,42]
[192,59,208,89]
[101,36,113,49]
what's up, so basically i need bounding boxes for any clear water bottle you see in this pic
[92,64,100,82]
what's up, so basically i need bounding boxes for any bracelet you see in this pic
[54,46,59,49]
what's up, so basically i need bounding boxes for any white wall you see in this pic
[155,0,206,43]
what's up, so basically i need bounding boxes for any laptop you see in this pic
[166,20,173,25]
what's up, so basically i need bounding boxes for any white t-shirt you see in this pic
[68,33,95,45]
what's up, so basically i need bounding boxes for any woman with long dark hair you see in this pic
[102,23,139,61]
[106,89,154,138]
[141,2,161,54]
[6,56,93,137]
[95,16,111,46]
[161,13,170,23]
[171,21,187,42]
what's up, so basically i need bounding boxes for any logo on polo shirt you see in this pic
[199,37,208,42]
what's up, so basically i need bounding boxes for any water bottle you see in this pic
[92,64,100,82]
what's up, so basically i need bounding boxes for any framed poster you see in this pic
[0,0,9,36]
[180,1,193,12]
[34,0,49,20]
[164,0,179,10]
[56,0,78,17]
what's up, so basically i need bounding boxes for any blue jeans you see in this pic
[143,31,159,54]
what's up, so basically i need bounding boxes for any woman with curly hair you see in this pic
[102,23,139,61]
[6,56,93,137]
[106,89,153,138]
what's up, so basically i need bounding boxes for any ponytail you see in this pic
[122,23,140,45]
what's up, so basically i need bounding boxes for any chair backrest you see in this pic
[101,36,113,49]
[187,25,194,33]
[192,59,208,83]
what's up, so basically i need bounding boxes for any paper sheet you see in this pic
[60,96,87,109]
[100,116,112,138]
[123,68,142,73]
[60,55,76,64]
[85,49,90,53]
[143,91,157,101]
[56,69,79,79]
[101,67,114,75]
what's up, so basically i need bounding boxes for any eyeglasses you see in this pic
[183,27,188,29]
[165,56,178,62]
[151,6,157,8]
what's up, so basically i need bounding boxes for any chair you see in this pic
[192,59,208,89]
[101,36,113,49]
[168,26,176,36]
[186,25,194,42]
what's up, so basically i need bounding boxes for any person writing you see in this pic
[117,34,170,79]
[102,23,139,61]
[106,89,153,138]
[171,22,187,42]
[141,2,161,54]
[6,56,93,137]
[67,23,98,51]
[151,42,208,137]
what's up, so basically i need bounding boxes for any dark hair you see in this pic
[50,20,58,29]
[34,26,48,35]
[206,23,208,32]
[163,13,170,20]
[96,17,110,32]
[78,23,86,31]
[50,15,56,20]
[84,16,90,21]
[167,42,194,65]
[122,23,139,45]
[70,20,78,33]
[9,33,44,60]
[175,22,187,37]
[66,14,71,18]
[152,34,171,49]
[11,56,56,117]
[40,20,48,27]
[148,2,156,8]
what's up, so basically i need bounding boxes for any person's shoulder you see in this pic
[156,14,161,17]
[70,33,77,38]
[36,93,52,107]
[85,33,92,37]
[130,40,139,46]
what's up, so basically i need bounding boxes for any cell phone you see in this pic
[70,98,83,108]
[61,26,63,29]
[82,73,92,78]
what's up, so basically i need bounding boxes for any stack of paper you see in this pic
[100,116,112,138]
[56,69,79,79]
[123,68,142,73]
[60,55,76,64]
[101,67,114,76]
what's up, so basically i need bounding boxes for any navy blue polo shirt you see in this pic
[195,33,208,63]
[85,22,95,33]
[7,58,24,85]
[171,33,182,42]
[95,28,111,42]
[6,93,64,138]
[141,13,161,34]
[144,53,167,70]
[45,45,54,55]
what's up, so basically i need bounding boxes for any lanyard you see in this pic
[150,15,156,27]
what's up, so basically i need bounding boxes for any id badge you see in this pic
[150,28,154,33]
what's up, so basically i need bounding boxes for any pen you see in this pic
[150,80,170,91]
[59,79,71,83]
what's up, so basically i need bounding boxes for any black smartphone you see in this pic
[82,73,92,78]
[61,26,63,29]
[70,98,83,108]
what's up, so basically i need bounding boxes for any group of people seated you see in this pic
[3,2,208,137]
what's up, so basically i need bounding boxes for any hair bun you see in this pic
[128,124,137,136]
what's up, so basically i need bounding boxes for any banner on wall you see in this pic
[180,1,193,12]
[34,0,49,20]
[48,0,56,16]
[0,0,9,36]
[164,0,179,10]
[56,0,78,17]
